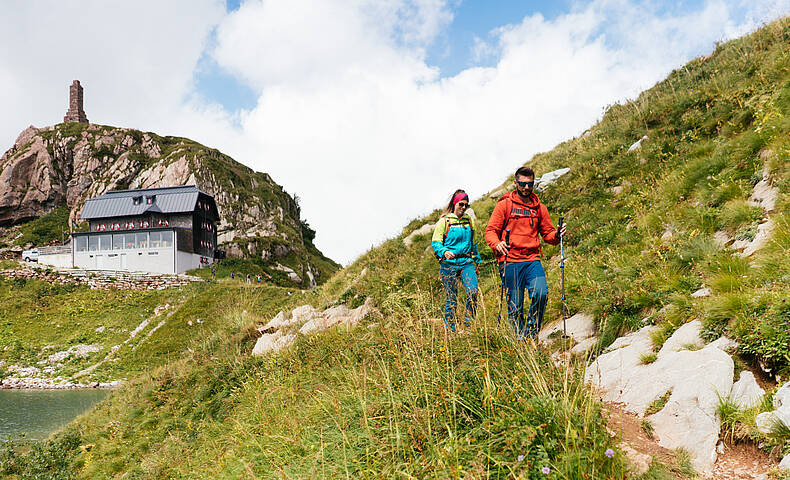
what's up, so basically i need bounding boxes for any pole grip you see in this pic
[558,216,564,234]
[505,228,511,245]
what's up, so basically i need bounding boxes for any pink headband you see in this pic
[452,192,469,205]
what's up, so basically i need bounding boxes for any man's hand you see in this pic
[495,241,509,256]
[559,222,567,237]
[443,251,455,260]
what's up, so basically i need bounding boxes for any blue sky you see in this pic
[2,0,788,264]
[196,0,727,113]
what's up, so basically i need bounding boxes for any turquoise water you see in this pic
[0,389,108,441]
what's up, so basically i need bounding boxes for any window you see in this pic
[88,235,99,252]
[136,233,148,249]
[113,234,124,250]
[149,231,161,248]
[146,195,155,205]
[161,230,173,247]
[125,234,136,249]
[76,236,88,252]
[99,235,112,251]
[133,196,142,206]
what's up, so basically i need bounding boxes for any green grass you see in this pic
[13,206,71,247]
[646,390,673,416]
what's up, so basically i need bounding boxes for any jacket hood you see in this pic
[507,190,541,208]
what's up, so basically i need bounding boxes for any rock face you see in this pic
[403,223,434,247]
[586,321,735,473]
[0,123,338,285]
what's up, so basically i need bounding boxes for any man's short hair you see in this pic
[515,166,535,178]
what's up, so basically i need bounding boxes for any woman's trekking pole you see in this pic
[497,228,511,325]
[558,216,568,338]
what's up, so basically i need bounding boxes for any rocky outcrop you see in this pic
[0,123,338,285]
[252,299,378,356]
[755,381,790,434]
[585,321,738,473]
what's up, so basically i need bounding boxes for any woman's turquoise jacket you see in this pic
[431,213,482,266]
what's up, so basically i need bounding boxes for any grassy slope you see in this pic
[0,279,300,384]
[2,17,790,480]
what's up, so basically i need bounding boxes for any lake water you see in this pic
[0,389,108,441]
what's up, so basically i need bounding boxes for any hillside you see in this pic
[0,122,339,287]
[2,17,790,480]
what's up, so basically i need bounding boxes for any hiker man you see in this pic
[485,166,567,338]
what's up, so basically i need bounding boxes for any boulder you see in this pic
[627,135,648,152]
[621,445,651,476]
[539,312,595,344]
[252,331,296,356]
[403,223,434,247]
[780,453,790,471]
[535,168,571,192]
[730,371,765,409]
[773,381,790,410]
[299,298,375,335]
[571,337,597,353]
[691,287,711,298]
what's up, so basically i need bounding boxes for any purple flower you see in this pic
[517,455,524,462]
[542,466,551,474]
[605,448,615,458]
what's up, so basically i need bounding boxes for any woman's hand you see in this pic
[443,251,456,260]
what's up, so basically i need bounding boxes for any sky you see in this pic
[1,0,788,265]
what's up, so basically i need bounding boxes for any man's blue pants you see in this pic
[440,262,478,331]
[500,260,548,338]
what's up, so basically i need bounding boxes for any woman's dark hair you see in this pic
[515,166,535,178]
[445,189,468,213]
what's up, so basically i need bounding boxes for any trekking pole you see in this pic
[497,228,511,325]
[558,216,568,338]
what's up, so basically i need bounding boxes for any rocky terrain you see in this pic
[0,122,338,286]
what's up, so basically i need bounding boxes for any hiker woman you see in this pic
[432,189,481,332]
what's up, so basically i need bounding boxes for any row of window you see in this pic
[76,231,174,252]
[199,240,214,249]
[94,218,170,232]
[200,221,215,232]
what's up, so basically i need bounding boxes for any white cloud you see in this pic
[1,0,788,265]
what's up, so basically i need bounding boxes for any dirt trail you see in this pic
[604,403,778,479]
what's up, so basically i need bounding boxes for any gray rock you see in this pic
[403,223,434,247]
[657,320,703,358]
[627,135,648,152]
[691,288,711,298]
[730,371,765,409]
[252,331,296,356]
[571,337,597,353]
[773,381,790,410]
[539,312,595,344]
[780,453,790,471]
[587,324,734,473]
[621,445,651,476]
[535,168,571,192]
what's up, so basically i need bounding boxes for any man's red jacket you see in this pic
[484,191,559,263]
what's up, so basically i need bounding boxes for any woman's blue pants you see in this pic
[439,262,478,331]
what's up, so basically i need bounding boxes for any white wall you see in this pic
[175,251,212,274]
[74,247,176,274]
[38,253,73,268]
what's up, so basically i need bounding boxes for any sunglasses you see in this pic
[456,202,469,208]
[516,180,535,188]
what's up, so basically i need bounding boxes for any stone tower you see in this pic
[63,80,89,123]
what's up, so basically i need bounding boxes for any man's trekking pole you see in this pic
[558,216,568,338]
[497,228,511,325]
